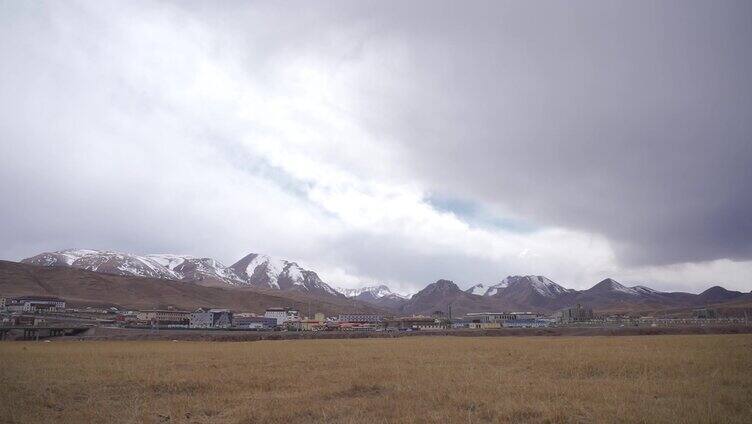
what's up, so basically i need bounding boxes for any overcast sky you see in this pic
[1,1,751,294]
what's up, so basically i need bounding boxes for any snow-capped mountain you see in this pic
[229,253,340,296]
[500,275,573,298]
[478,275,576,310]
[23,249,746,314]
[24,249,180,280]
[465,283,487,296]
[401,279,499,315]
[23,249,341,297]
[336,285,406,300]
[147,254,245,286]
[335,284,410,308]
[474,277,564,298]
[583,278,663,297]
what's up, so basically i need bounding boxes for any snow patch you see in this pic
[466,284,486,296]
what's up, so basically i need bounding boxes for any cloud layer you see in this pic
[1,1,750,294]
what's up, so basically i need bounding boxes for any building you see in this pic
[233,315,277,330]
[465,312,541,323]
[450,317,473,329]
[136,309,190,326]
[284,316,302,331]
[503,318,550,328]
[189,308,233,329]
[384,316,444,331]
[558,304,594,323]
[468,322,501,329]
[693,308,718,319]
[114,313,138,326]
[337,313,383,323]
[9,315,45,326]
[1,296,66,312]
[338,322,379,331]
[300,319,326,331]
[264,307,299,325]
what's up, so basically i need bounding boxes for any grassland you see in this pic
[1,335,751,423]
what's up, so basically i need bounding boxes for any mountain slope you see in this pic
[24,249,180,280]
[484,275,576,310]
[0,260,381,315]
[19,249,750,315]
[337,285,407,301]
[23,249,342,298]
[402,275,751,315]
[229,253,340,296]
[697,286,745,304]
[400,280,499,316]
[147,254,246,287]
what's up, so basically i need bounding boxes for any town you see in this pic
[1,294,745,340]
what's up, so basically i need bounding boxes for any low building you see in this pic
[468,322,501,329]
[338,313,383,324]
[136,309,190,326]
[1,296,66,312]
[189,308,233,329]
[338,322,380,331]
[693,308,718,319]
[264,307,299,325]
[10,315,45,326]
[285,317,303,331]
[504,319,550,328]
[450,317,472,329]
[384,316,443,331]
[465,312,541,323]
[233,315,277,330]
[558,304,594,323]
[114,313,138,326]
[300,319,326,331]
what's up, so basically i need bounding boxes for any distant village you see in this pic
[1,294,743,338]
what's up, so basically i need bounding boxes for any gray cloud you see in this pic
[1,1,751,294]
[310,1,752,267]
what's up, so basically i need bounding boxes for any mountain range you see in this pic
[23,249,340,296]
[13,249,752,316]
[398,276,751,316]
[0,260,381,315]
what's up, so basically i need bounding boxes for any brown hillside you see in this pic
[0,260,383,316]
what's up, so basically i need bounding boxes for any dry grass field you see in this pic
[1,335,751,423]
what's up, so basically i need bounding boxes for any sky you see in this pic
[1,1,751,295]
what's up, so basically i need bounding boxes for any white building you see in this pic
[264,307,299,325]
[1,296,66,312]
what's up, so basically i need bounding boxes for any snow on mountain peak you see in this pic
[24,249,181,280]
[589,279,662,296]
[465,283,487,296]
[484,281,509,296]
[228,253,339,295]
[336,284,406,299]
[633,285,661,294]
[502,275,570,297]
[146,254,196,270]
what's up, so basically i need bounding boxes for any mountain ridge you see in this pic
[0,260,382,315]
[18,248,751,316]
[23,249,341,297]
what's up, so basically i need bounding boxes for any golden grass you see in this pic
[1,335,751,423]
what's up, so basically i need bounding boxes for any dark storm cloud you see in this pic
[301,0,752,266]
